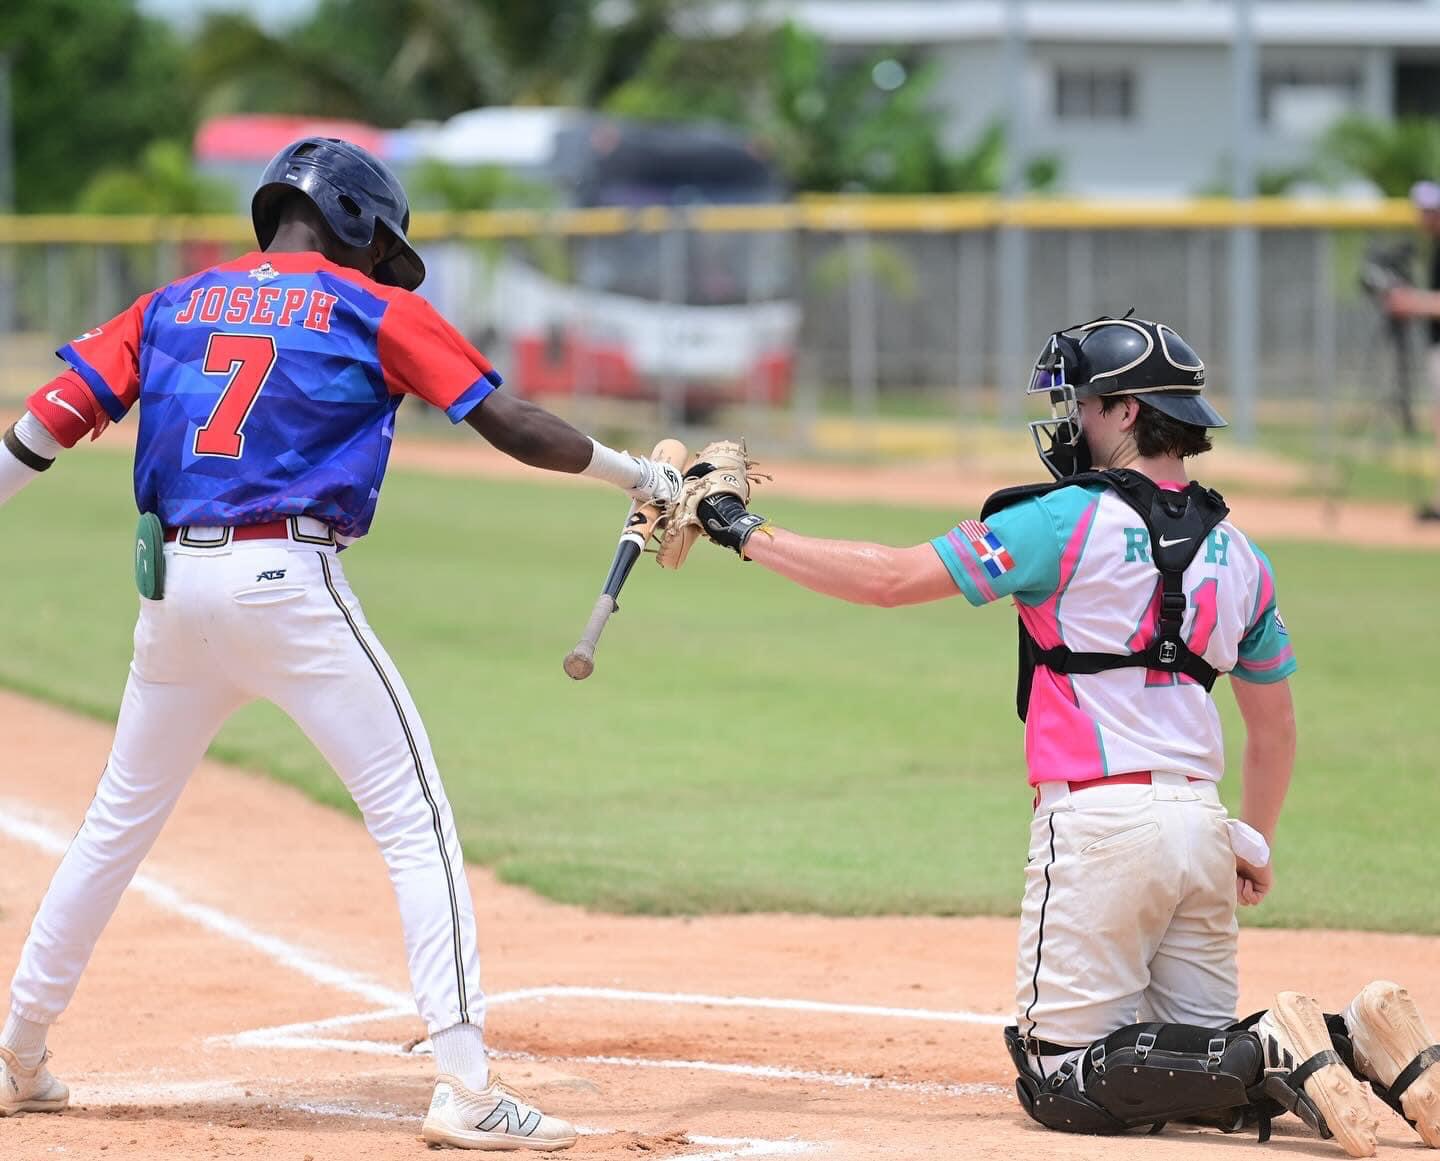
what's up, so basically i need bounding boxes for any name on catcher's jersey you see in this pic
[55,251,502,540]
[930,483,1295,786]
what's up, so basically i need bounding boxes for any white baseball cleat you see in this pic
[1256,992,1378,1158]
[421,1074,577,1151]
[0,1047,69,1116]
[1344,980,1440,1148]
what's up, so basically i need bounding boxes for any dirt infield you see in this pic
[2,690,1438,1161]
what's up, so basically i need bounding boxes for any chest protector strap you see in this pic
[981,470,1230,722]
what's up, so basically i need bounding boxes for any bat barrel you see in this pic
[563,594,617,680]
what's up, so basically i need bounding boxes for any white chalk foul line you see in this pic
[0,806,409,1009]
[488,985,1010,1026]
[3,805,1005,1035]
[213,984,1004,1055]
[492,1050,1009,1100]
[73,1082,809,1160]
[5,799,1003,1126]
[215,1025,1005,1100]
[684,1136,816,1160]
[212,986,1006,1064]
[579,1127,814,1159]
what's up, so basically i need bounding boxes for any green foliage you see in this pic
[605,29,769,126]
[1319,115,1440,196]
[189,10,384,122]
[193,0,691,125]
[809,241,919,300]
[606,21,1057,195]
[0,0,193,210]
[407,161,555,213]
[408,160,568,280]
[1,448,1436,929]
[75,140,234,215]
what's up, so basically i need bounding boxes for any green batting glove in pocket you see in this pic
[135,512,166,601]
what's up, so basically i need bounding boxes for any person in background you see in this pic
[1383,180,1440,522]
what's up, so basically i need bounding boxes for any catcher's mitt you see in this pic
[656,439,767,569]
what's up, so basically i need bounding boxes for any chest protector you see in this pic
[980,470,1230,722]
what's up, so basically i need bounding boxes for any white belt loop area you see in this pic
[171,516,336,551]
[1034,771,1218,813]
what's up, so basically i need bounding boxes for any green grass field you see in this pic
[0,447,1436,931]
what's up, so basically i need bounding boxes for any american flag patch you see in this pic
[959,519,1015,579]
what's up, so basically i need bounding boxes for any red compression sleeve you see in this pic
[26,370,106,447]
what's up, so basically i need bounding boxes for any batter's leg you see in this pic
[265,554,483,1044]
[5,667,245,1035]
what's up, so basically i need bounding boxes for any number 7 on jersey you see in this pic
[194,332,278,458]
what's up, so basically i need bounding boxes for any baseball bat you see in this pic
[563,438,688,681]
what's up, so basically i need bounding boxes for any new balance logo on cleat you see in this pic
[477,1097,542,1136]
[422,1076,577,1151]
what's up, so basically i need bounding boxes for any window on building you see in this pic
[1397,60,1440,118]
[1261,66,1362,135]
[1054,68,1135,122]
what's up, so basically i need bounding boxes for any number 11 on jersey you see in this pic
[194,332,278,458]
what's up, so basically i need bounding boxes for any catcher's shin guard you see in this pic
[1241,993,1380,1157]
[1004,1023,1262,1136]
[1338,981,1440,1147]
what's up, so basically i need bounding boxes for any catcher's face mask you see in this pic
[1027,331,1092,480]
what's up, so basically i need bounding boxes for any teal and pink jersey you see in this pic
[930,481,1295,786]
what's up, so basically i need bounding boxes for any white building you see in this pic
[735,1,1440,195]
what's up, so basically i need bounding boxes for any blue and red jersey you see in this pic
[51,251,500,540]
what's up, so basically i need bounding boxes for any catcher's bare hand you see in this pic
[1235,855,1272,907]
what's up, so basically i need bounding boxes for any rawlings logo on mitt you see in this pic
[656,439,768,569]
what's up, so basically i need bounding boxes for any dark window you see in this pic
[1054,68,1135,122]
[1397,60,1440,118]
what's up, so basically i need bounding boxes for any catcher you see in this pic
[663,318,1440,1155]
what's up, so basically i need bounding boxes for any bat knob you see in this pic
[563,650,595,681]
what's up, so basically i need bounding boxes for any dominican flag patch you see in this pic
[959,519,1015,578]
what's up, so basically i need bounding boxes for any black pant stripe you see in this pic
[318,553,469,1023]
[1022,810,1058,1060]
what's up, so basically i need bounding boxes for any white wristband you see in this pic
[580,438,644,491]
[16,411,61,460]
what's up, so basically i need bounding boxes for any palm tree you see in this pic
[1320,116,1440,196]
[190,0,691,126]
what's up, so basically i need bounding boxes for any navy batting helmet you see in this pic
[1027,315,1226,478]
[252,137,425,291]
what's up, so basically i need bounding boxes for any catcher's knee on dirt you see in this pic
[1004,1023,1264,1135]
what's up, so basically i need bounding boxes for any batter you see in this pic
[0,137,686,1151]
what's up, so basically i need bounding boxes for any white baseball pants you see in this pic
[1014,773,1239,1054]
[9,532,483,1034]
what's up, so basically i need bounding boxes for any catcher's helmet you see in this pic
[1027,315,1225,479]
[251,137,425,291]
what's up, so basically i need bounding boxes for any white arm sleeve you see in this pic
[0,411,62,507]
[579,438,645,490]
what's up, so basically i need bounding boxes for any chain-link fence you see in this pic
[0,200,1423,455]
